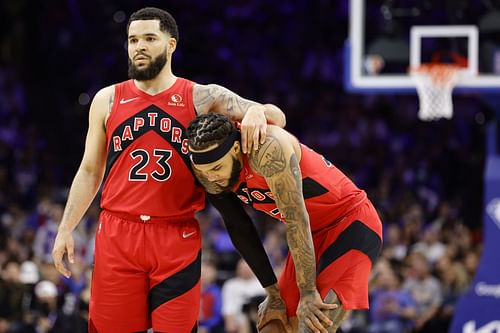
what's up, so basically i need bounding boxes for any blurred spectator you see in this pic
[199,259,224,333]
[411,225,446,264]
[30,280,59,333]
[19,261,39,286]
[403,252,443,332]
[0,260,24,326]
[381,223,408,262]
[239,295,266,333]
[32,199,62,264]
[368,262,417,333]
[60,256,86,298]
[221,259,265,333]
[464,250,481,281]
[401,205,425,247]
[433,256,470,332]
[262,225,287,269]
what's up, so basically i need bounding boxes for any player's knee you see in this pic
[323,289,350,333]
[259,319,289,333]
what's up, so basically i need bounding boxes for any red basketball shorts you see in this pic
[278,200,383,317]
[89,210,201,333]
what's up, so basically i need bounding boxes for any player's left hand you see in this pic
[257,294,291,332]
[240,104,267,154]
[297,290,337,333]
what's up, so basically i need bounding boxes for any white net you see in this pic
[410,64,466,121]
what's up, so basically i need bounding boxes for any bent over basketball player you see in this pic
[187,113,383,333]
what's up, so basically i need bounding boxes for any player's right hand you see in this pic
[52,230,75,278]
[240,104,267,154]
[297,290,337,333]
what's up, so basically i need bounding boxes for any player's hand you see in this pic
[52,229,75,278]
[257,294,291,332]
[240,104,267,154]
[297,290,337,333]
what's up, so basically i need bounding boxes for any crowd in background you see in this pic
[0,1,495,332]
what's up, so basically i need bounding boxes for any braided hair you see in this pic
[186,113,235,150]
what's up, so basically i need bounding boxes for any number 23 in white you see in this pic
[129,149,173,181]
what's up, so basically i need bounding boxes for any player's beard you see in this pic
[219,156,242,193]
[128,50,167,81]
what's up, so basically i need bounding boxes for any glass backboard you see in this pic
[346,0,500,93]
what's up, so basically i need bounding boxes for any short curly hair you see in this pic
[127,7,179,41]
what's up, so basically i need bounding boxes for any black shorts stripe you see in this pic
[149,250,201,312]
[191,322,198,333]
[317,221,382,275]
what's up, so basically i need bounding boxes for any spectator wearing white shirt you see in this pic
[221,259,265,333]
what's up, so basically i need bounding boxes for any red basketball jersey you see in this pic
[235,143,367,231]
[101,78,205,217]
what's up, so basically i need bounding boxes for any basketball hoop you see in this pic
[410,62,467,121]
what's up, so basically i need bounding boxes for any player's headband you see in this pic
[189,129,241,165]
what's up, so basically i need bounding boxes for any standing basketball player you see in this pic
[51,7,285,333]
[187,113,383,333]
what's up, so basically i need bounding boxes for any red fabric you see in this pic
[89,210,201,332]
[237,143,367,232]
[278,201,383,317]
[101,78,205,217]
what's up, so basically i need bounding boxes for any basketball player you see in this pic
[187,113,383,333]
[51,7,285,333]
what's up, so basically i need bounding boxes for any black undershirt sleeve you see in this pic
[206,192,278,288]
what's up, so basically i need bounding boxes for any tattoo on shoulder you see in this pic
[249,137,286,177]
[193,85,216,114]
[289,154,301,180]
[108,92,115,113]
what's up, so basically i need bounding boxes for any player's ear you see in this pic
[167,37,177,54]
[233,141,241,154]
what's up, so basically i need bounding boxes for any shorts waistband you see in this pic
[102,209,195,223]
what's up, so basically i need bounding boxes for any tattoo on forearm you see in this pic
[254,142,316,293]
[194,84,257,118]
[268,296,286,310]
[278,156,316,292]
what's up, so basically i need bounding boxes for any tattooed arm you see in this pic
[192,84,285,126]
[192,83,286,153]
[248,126,335,332]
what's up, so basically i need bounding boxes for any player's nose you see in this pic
[135,40,147,51]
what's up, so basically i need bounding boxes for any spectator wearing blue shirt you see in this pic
[199,260,224,333]
[369,263,417,333]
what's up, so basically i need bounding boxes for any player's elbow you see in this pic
[78,162,105,183]
[264,103,286,127]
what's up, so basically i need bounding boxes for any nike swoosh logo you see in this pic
[182,231,197,239]
[120,97,139,104]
